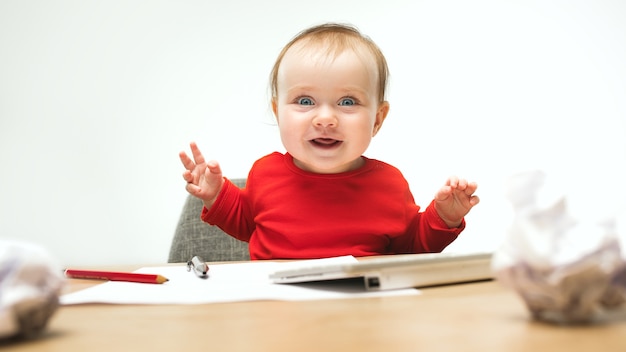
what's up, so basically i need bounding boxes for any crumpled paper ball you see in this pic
[0,240,65,340]
[492,170,626,324]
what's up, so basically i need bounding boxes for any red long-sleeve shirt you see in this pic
[202,152,464,260]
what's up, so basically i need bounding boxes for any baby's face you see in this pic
[273,45,389,174]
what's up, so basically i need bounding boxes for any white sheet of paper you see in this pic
[60,256,420,305]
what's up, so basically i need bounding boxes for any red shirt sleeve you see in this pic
[410,200,465,253]
[201,178,254,242]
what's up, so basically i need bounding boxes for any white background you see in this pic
[1,0,625,266]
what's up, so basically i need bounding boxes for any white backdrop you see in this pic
[1,0,625,266]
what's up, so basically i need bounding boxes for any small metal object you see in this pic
[187,255,209,279]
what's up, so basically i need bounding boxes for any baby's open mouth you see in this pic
[310,138,342,148]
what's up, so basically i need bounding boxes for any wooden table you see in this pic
[6,266,626,352]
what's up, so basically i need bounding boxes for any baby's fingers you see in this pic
[185,182,203,197]
[446,176,459,188]
[189,142,206,165]
[181,170,194,183]
[179,151,196,171]
[464,181,478,195]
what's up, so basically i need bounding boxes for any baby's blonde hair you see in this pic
[270,23,389,104]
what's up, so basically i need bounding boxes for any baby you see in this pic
[180,23,479,259]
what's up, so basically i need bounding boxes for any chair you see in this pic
[168,178,250,263]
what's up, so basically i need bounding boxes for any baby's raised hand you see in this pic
[433,176,479,228]
[179,142,224,207]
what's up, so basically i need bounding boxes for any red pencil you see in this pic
[64,269,169,284]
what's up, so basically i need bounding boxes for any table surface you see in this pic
[6,263,626,352]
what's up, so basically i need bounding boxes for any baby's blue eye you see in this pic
[339,98,355,106]
[298,97,314,105]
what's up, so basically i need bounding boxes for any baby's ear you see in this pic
[372,101,390,136]
[271,99,279,121]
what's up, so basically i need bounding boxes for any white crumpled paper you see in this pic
[0,240,65,339]
[492,170,626,324]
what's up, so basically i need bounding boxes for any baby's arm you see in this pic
[179,142,225,209]
[433,176,480,228]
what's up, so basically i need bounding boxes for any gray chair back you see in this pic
[168,178,250,263]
